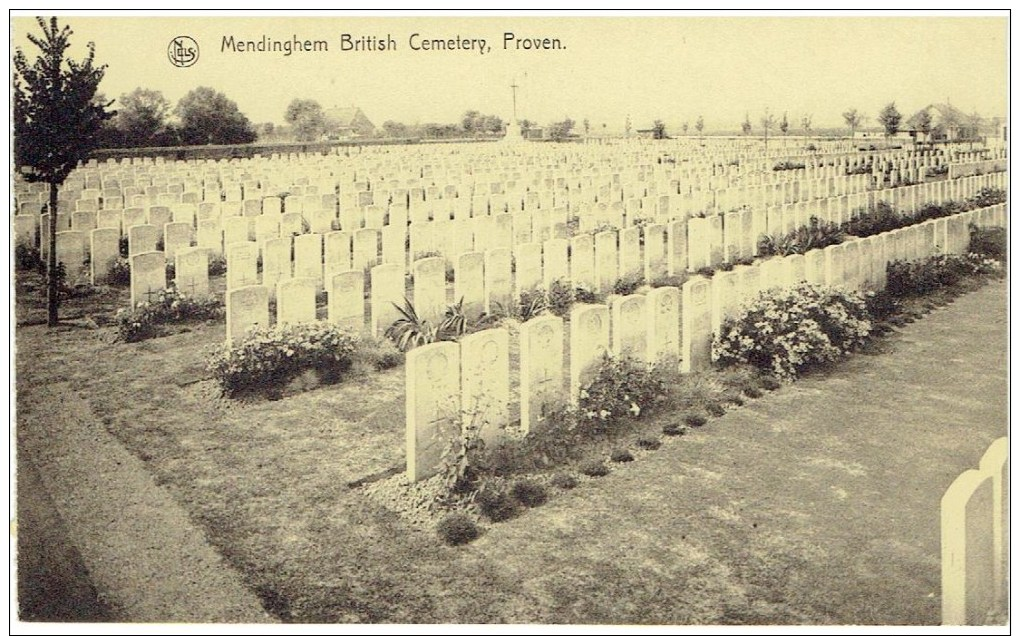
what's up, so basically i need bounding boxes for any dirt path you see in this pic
[15,380,276,623]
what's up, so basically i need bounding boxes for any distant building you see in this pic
[322,106,376,138]
[904,103,982,142]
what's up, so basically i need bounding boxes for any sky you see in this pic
[10,13,1009,133]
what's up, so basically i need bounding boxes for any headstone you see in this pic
[594,231,619,293]
[226,241,259,289]
[412,256,446,324]
[353,228,380,271]
[293,233,324,286]
[941,467,997,625]
[460,328,510,443]
[514,242,543,295]
[128,224,158,256]
[197,219,223,256]
[483,248,512,314]
[261,236,291,290]
[646,286,680,364]
[52,229,86,285]
[223,216,250,247]
[175,247,210,297]
[618,226,642,279]
[328,270,365,331]
[569,234,595,291]
[611,294,647,361]
[276,277,317,326]
[89,228,120,285]
[226,285,269,343]
[681,276,712,373]
[370,263,404,337]
[454,251,485,320]
[163,221,192,261]
[569,304,610,402]
[667,219,688,275]
[643,223,667,282]
[129,251,166,307]
[519,314,565,433]
[687,217,711,270]
[542,238,569,289]
[406,341,461,481]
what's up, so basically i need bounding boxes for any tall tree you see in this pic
[877,102,902,144]
[842,108,863,140]
[652,119,667,140]
[779,111,789,135]
[760,109,776,156]
[741,113,752,136]
[682,121,689,136]
[801,113,813,136]
[111,87,172,147]
[916,110,933,146]
[695,115,704,137]
[14,17,113,326]
[176,87,256,145]
[284,98,328,142]
[547,117,575,141]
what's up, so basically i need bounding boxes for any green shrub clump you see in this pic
[578,355,669,433]
[885,253,1001,300]
[106,257,131,287]
[713,283,872,379]
[579,460,610,477]
[511,480,549,508]
[610,448,634,463]
[436,514,479,546]
[550,473,578,489]
[635,436,662,450]
[662,422,687,436]
[757,216,845,257]
[116,287,224,342]
[968,226,1006,262]
[207,322,359,396]
[475,483,519,522]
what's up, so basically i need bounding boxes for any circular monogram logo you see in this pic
[168,36,199,67]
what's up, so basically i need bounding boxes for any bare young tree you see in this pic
[741,113,752,136]
[760,109,776,156]
[801,113,813,136]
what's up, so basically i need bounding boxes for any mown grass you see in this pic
[14,262,1007,624]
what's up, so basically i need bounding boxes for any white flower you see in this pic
[629,403,641,416]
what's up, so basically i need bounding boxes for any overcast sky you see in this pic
[11,14,1009,132]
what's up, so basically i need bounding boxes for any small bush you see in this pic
[546,279,575,318]
[550,473,578,489]
[475,484,519,522]
[684,413,708,428]
[208,254,227,277]
[760,376,782,391]
[713,283,872,379]
[744,386,763,399]
[610,448,634,463]
[635,436,662,450]
[578,355,669,433]
[511,480,548,508]
[572,286,603,305]
[662,422,687,436]
[886,254,999,300]
[968,226,1006,262]
[106,257,131,287]
[436,514,479,546]
[757,216,845,257]
[15,244,43,272]
[706,403,726,417]
[207,322,359,396]
[516,288,549,321]
[118,235,129,258]
[773,160,806,172]
[356,337,404,370]
[116,287,224,342]
[650,274,686,288]
[579,460,610,477]
[612,274,645,296]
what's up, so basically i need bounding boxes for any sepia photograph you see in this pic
[9,9,1010,631]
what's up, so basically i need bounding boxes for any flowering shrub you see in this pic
[207,322,359,396]
[578,355,669,433]
[116,287,224,342]
[886,254,1002,299]
[107,257,131,287]
[713,283,872,379]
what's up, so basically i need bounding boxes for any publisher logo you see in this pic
[168,36,199,67]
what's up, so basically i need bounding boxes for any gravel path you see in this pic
[15,382,276,623]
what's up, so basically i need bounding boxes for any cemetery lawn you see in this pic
[15,278,1006,624]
